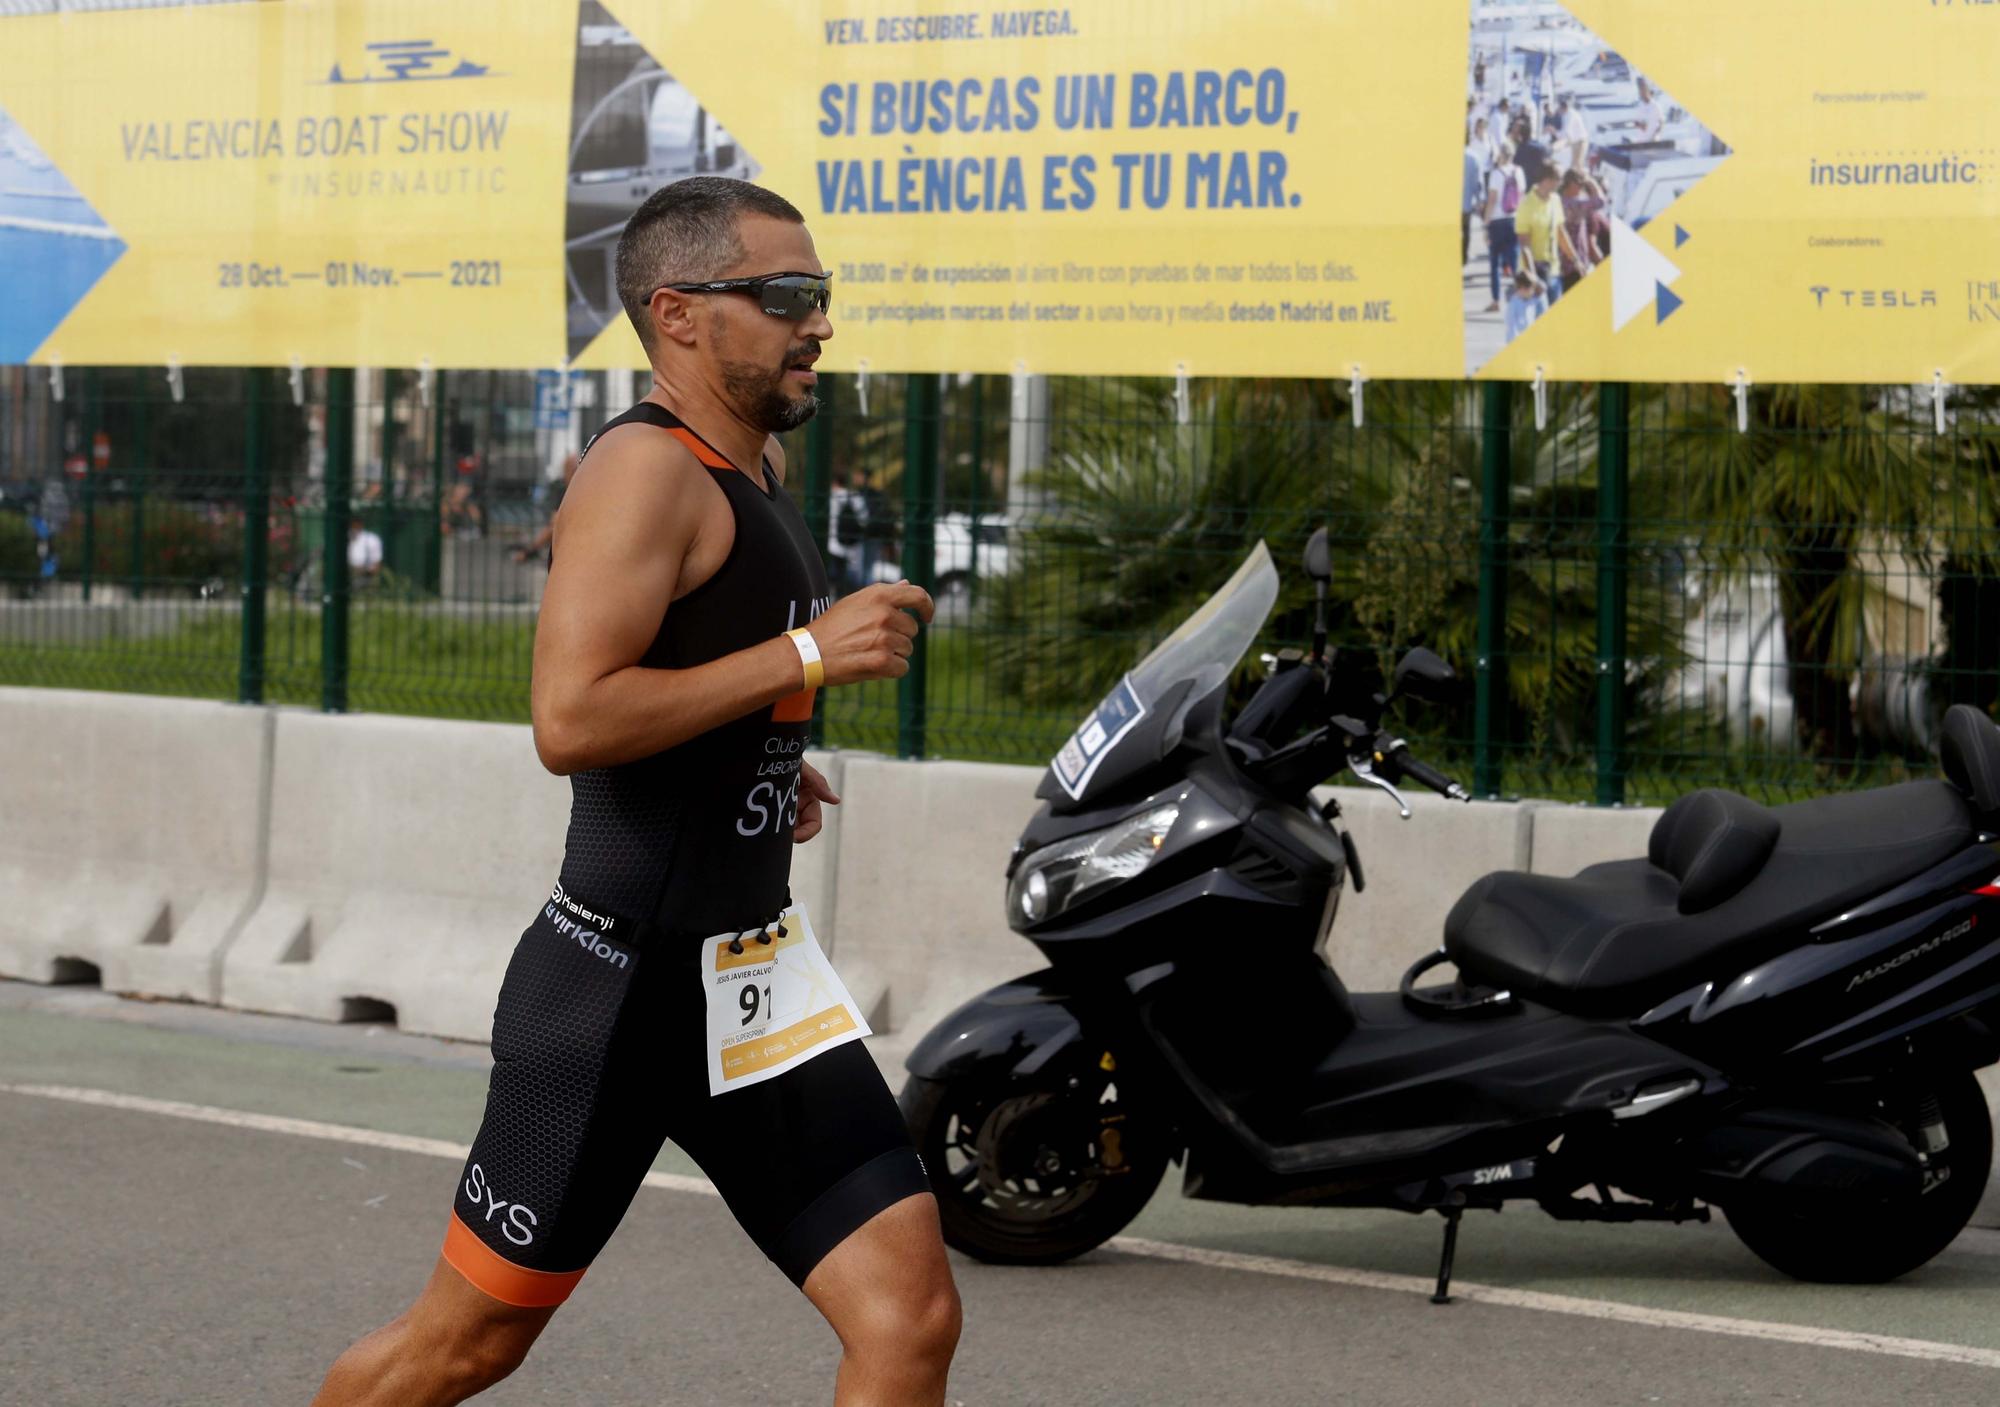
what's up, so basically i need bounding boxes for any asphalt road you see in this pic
[5,980,2000,1406]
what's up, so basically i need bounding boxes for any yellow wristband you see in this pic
[785,627,825,689]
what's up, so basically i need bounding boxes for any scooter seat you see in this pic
[1444,781,1976,1015]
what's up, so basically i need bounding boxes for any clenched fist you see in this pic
[805,580,935,685]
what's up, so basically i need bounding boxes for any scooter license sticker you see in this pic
[699,903,871,1097]
[1053,675,1147,801]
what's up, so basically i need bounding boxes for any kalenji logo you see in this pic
[463,1163,539,1246]
[551,879,619,935]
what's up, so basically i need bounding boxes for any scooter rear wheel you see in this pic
[1723,1069,1991,1283]
[900,1071,1168,1265]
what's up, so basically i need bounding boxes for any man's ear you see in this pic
[650,287,700,349]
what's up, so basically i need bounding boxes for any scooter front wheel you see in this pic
[900,1070,1168,1265]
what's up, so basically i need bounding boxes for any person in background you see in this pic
[828,466,863,592]
[514,453,580,566]
[347,516,384,587]
[1481,141,1524,315]
[1469,115,1495,166]
[1514,166,1580,306]
[1559,169,1610,281]
[1637,79,1666,142]
[1557,95,1591,176]
[1505,267,1547,343]
[1511,116,1550,189]
[1461,136,1482,267]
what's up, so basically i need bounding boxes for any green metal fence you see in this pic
[2,365,1996,805]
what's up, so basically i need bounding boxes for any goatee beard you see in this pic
[722,354,820,434]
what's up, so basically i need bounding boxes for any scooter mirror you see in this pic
[1391,646,1457,701]
[1303,527,1332,583]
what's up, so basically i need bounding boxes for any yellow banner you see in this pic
[0,1,1996,382]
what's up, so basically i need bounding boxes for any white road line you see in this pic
[1105,1237,2000,1371]
[6,1080,1997,1370]
[0,1082,717,1198]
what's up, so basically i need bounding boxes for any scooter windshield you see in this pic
[1045,541,1280,804]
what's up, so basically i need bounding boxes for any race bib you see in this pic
[699,904,871,1097]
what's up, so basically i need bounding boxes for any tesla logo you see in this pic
[1808,285,1938,310]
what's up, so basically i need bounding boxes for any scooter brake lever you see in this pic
[1348,755,1411,819]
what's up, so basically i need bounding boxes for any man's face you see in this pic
[700,214,834,435]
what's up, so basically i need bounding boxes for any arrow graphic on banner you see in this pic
[0,101,125,362]
[1610,216,1683,331]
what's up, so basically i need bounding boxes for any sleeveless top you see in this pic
[548,402,832,941]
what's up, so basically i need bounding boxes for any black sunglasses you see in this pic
[658,271,832,321]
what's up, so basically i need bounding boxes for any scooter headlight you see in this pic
[1007,804,1180,930]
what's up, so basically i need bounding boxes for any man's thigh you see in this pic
[675,1041,932,1289]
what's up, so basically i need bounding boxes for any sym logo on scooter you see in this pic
[1845,915,1978,994]
[464,1163,539,1246]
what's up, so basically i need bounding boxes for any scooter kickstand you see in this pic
[1430,1207,1463,1305]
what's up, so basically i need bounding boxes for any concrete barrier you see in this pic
[1529,802,1662,878]
[828,754,1043,1041]
[219,710,569,1040]
[7,688,1995,1165]
[0,687,269,1003]
[216,709,847,1043]
[1316,787,1535,993]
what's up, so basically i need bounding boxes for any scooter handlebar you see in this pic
[1390,746,1471,803]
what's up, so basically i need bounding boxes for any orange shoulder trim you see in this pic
[665,425,735,471]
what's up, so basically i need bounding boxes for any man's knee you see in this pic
[438,1322,536,1395]
[851,1274,961,1367]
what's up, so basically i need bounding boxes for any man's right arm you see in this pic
[529,431,933,776]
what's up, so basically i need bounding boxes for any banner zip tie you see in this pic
[1732,369,1751,434]
[48,356,63,403]
[166,356,184,405]
[1532,366,1548,432]
[1173,363,1191,425]
[418,358,434,409]
[1349,367,1367,430]
[288,356,305,407]
[855,359,870,418]
[1932,368,1948,436]
[1010,361,1031,420]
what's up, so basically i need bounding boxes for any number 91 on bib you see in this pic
[700,904,871,1097]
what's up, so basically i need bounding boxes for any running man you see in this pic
[311,178,960,1406]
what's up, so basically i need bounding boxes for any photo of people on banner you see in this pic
[1461,1,1729,376]
[563,2,758,361]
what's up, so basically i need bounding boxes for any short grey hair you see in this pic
[615,178,806,349]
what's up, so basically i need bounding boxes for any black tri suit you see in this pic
[442,403,926,1306]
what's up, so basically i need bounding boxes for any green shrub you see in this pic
[52,498,243,587]
[0,512,41,589]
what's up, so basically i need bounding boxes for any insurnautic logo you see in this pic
[1846,915,1978,993]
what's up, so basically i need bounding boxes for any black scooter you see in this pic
[900,534,2000,1295]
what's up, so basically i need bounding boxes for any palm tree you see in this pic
[1637,384,1999,773]
[986,378,1689,798]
